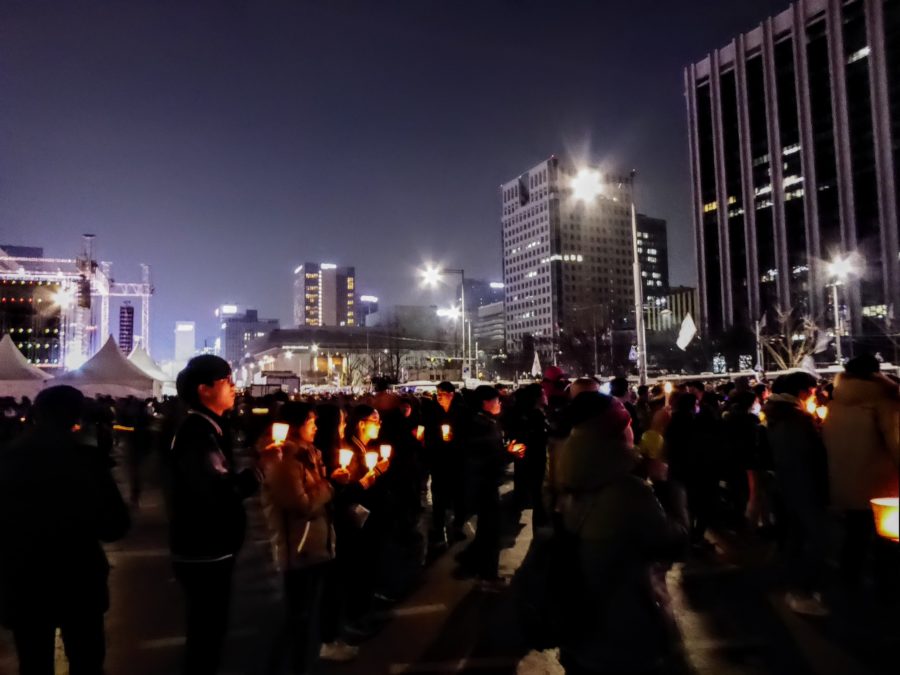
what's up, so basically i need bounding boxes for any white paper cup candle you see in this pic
[365,451,379,470]
[339,448,354,469]
[380,444,392,460]
[271,423,289,445]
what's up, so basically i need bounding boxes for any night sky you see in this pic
[1,0,791,358]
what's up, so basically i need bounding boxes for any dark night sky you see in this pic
[0,0,791,358]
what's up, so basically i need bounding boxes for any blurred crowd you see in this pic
[0,352,897,675]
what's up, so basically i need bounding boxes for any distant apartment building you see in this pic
[293,263,356,327]
[216,305,279,366]
[636,214,670,304]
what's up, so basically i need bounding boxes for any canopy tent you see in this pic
[0,334,54,397]
[57,336,156,398]
[128,345,170,383]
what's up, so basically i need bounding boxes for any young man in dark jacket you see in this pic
[169,355,259,675]
[0,385,130,675]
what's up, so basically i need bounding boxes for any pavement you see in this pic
[0,452,897,675]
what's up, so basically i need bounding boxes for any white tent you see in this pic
[128,345,170,383]
[0,334,54,397]
[57,336,156,398]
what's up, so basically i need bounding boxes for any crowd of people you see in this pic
[0,352,897,675]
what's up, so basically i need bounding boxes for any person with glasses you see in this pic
[169,355,260,675]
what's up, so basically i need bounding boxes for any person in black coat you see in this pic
[505,383,549,533]
[0,385,130,675]
[168,355,259,675]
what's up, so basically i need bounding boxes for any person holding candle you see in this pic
[423,381,470,550]
[506,383,549,534]
[329,405,390,640]
[822,354,899,596]
[257,402,338,674]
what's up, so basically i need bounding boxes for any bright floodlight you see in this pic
[828,256,854,280]
[436,307,460,320]
[571,168,603,202]
[420,265,441,287]
[52,287,75,309]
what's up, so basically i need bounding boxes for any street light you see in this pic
[571,167,648,385]
[420,264,468,380]
[827,254,857,364]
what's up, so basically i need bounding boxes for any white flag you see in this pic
[531,351,542,377]
[813,332,832,354]
[676,313,697,351]
[800,355,818,376]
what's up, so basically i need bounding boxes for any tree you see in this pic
[760,306,826,370]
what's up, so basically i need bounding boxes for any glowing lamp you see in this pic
[338,448,353,469]
[441,424,451,442]
[870,498,899,542]
[380,444,392,460]
[271,423,289,446]
[252,407,270,415]
[365,451,379,471]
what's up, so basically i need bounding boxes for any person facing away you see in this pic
[168,355,260,675]
[822,354,900,594]
[0,385,130,675]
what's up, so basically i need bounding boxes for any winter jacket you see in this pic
[764,394,829,513]
[260,439,335,571]
[0,427,130,625]
[555,404,688,673]
[823,373,900,509]
[167,408,259,560]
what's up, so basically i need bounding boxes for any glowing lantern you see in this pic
[870,498,899,542]
[441,424,451,441]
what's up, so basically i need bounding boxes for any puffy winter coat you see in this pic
[555,402,688,673]
[259,440,335,571]
[823,373,900,509]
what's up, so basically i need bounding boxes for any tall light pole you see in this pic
[828,255,856,365]
[421,265,467,379]
[572,167,648,384]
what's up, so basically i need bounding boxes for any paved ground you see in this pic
[0,452,896,675]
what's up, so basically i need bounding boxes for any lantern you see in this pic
[870,498,899,542]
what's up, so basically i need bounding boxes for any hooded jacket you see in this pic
[823,373,900,509]
[555,400,687,673]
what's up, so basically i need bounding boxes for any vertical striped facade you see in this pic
[686,0,900,346]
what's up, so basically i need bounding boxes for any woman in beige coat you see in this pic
[823,355,899,589]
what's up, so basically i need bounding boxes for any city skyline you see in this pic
[1,0,793,358]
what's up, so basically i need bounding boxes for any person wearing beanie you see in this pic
[0,385,130,675]
[552,393,687,674]
[168,355,260,675]
[823,354,899,594]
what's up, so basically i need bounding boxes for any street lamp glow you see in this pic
[420,265,441,287]
[828,256,855,280]
[571,168,604,202]
[436,307,460,320]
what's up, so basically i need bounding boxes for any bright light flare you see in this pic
[571,168,604,202]
[420,265,441,287]
[52,288,75,309]
[436,307,461,320]
[828,256,854,280]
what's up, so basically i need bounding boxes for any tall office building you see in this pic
[458,279,505,312]
[216,306,279,367]
[686,0,900,344]
[636,214,670,304]
[358,295,379,325]
[501,156,636,354]
[293,263,357,327]
[174,321,196,363]
[118,303,135,354]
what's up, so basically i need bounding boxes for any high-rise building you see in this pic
[636,215,670,304]
[216,306,279,367]
[174,321,196,363]
[501,156,637,355]
[358,295,379,325]
[458,279,505,312]
[118,303,135,354]
[685,0,900,346]
[293,263,356,327]
[474,301,506,353]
